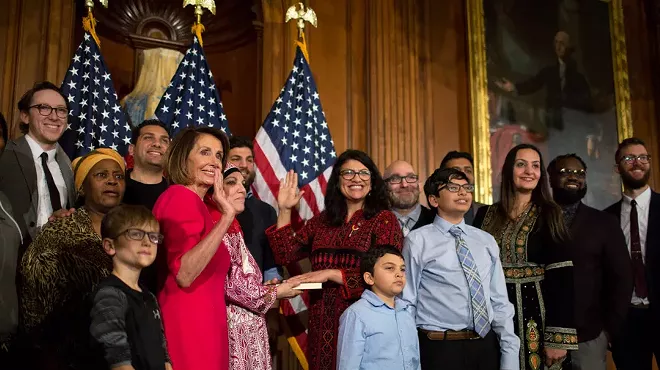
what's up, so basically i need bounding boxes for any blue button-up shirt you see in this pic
[337,289,420,370]
[401,215,520,370]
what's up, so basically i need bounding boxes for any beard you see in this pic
[389,189,420,210]
[552,185,587,205]
[241,170,256,188]
[620,168,650,190]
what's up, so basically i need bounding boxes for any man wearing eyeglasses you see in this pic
[401,167,519,370]
[605,137,660,370]
[0,81,75,246]
[548,154,631,370]
[384,160,435,237]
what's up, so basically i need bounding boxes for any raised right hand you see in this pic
[276,280,303,299]
[277,170,305,211]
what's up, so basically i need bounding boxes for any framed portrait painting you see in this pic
[467,0,633,209]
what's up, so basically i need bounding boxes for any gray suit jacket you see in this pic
[0,135,75,243]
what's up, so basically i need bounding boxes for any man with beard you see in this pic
[440,151,485,224]
[227,136,281,282]
[123,119,170,210]
[384,160,435,236]
[548,154,632,370]
[605,138,660,370]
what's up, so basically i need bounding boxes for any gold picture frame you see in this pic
[466,0,633,204]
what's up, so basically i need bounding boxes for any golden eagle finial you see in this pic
[184,0,216,24]
[85,0,108,9]
[285,2,318,38]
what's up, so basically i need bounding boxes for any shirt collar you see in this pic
[25,133,57,161]
[623,186,652,210]
[432,214,466,235]
[361,289,409,311]
[392,203,422,224]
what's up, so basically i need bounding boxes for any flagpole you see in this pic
[82,0,107,48]
[285,2,318,62]
[183,0,217,46]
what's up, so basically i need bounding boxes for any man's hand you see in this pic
[48,208,75,222]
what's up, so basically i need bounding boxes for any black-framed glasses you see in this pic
[439,182,475,193]
[386,174,419,184]
[29,104,68,119]
[620,154,651,164]
[114,228,164,245]
[340,169,371,181]
[558,168,586,178]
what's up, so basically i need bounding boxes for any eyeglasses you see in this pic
[29,104,68,119]
[620,154,651,164]
[340,169,371,181]
[439,182,475,193]
[114,228,164,245]
[385,174,419,184]
[558,168,586,178]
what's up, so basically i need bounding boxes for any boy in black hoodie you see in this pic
[90,204,172,370]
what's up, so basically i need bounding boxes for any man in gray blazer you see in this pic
[0,81,76,251]
[440,151,486,225]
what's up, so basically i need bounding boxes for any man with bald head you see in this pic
[384,160,435,236]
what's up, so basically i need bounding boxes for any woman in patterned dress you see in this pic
[205,163,301,370]
[19,148,126,369]
[267,149,403,370]
[473,144,577,370]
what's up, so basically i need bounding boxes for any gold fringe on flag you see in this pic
[82,9,101,48]
[191,23,206,46]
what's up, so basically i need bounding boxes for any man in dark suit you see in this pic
[0,81,76,249]
[384,160,435,236]
[439,151,485,225]
[604,137,660,370]
[548,154,632,370]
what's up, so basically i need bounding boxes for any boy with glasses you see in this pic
[90,205,172,370]
[401,168,519,370]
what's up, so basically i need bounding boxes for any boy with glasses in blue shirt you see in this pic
[337,245,420,370]
[90,205,172,370]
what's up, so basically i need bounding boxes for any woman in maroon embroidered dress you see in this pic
[267,150,403,370]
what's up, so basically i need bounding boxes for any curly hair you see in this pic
[324,150,390,226]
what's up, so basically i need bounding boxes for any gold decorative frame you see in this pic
[466,0,633,204]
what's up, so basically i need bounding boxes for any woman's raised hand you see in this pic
[277,170,305,211]
[212,168,236,218]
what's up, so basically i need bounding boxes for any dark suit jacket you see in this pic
[0,135,75,247]
[515,58,592,130]
[236,196,281,276]
[605,191,660,327]
[570,203,632,342]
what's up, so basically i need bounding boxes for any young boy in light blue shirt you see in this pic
[337,245,420,370]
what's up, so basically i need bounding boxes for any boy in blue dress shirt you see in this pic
[401,168,519,370]
[337,245,420,370]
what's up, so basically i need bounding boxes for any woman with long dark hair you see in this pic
[474,144,576,369]
[267,149,403,370]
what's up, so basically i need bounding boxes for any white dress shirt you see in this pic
[620,186,651,305]
[25,134,68,228]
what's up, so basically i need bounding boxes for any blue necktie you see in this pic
[449,225,491,337]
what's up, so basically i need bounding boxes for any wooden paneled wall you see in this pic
[261,0,469,183]
[0,0,75,138]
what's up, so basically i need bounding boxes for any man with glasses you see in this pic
[401,168,518,370]
[605,138,660,370]
[439,151,485,224]
[548,154,631,370]
[0,81,75,366]
[384,160,435,236]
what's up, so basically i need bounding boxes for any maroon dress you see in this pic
[266,209,403,370]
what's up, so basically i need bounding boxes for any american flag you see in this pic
[252,45,336,369]
[155,36,230,137]
[59,32,131,159]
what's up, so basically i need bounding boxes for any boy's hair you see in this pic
[101,204,159,241]
[360,245,404,286]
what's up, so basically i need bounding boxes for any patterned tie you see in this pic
[400,217,411,237]
[449,225,491,337]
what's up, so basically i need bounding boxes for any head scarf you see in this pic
[72,148,126,192]
[223,162,240,178]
